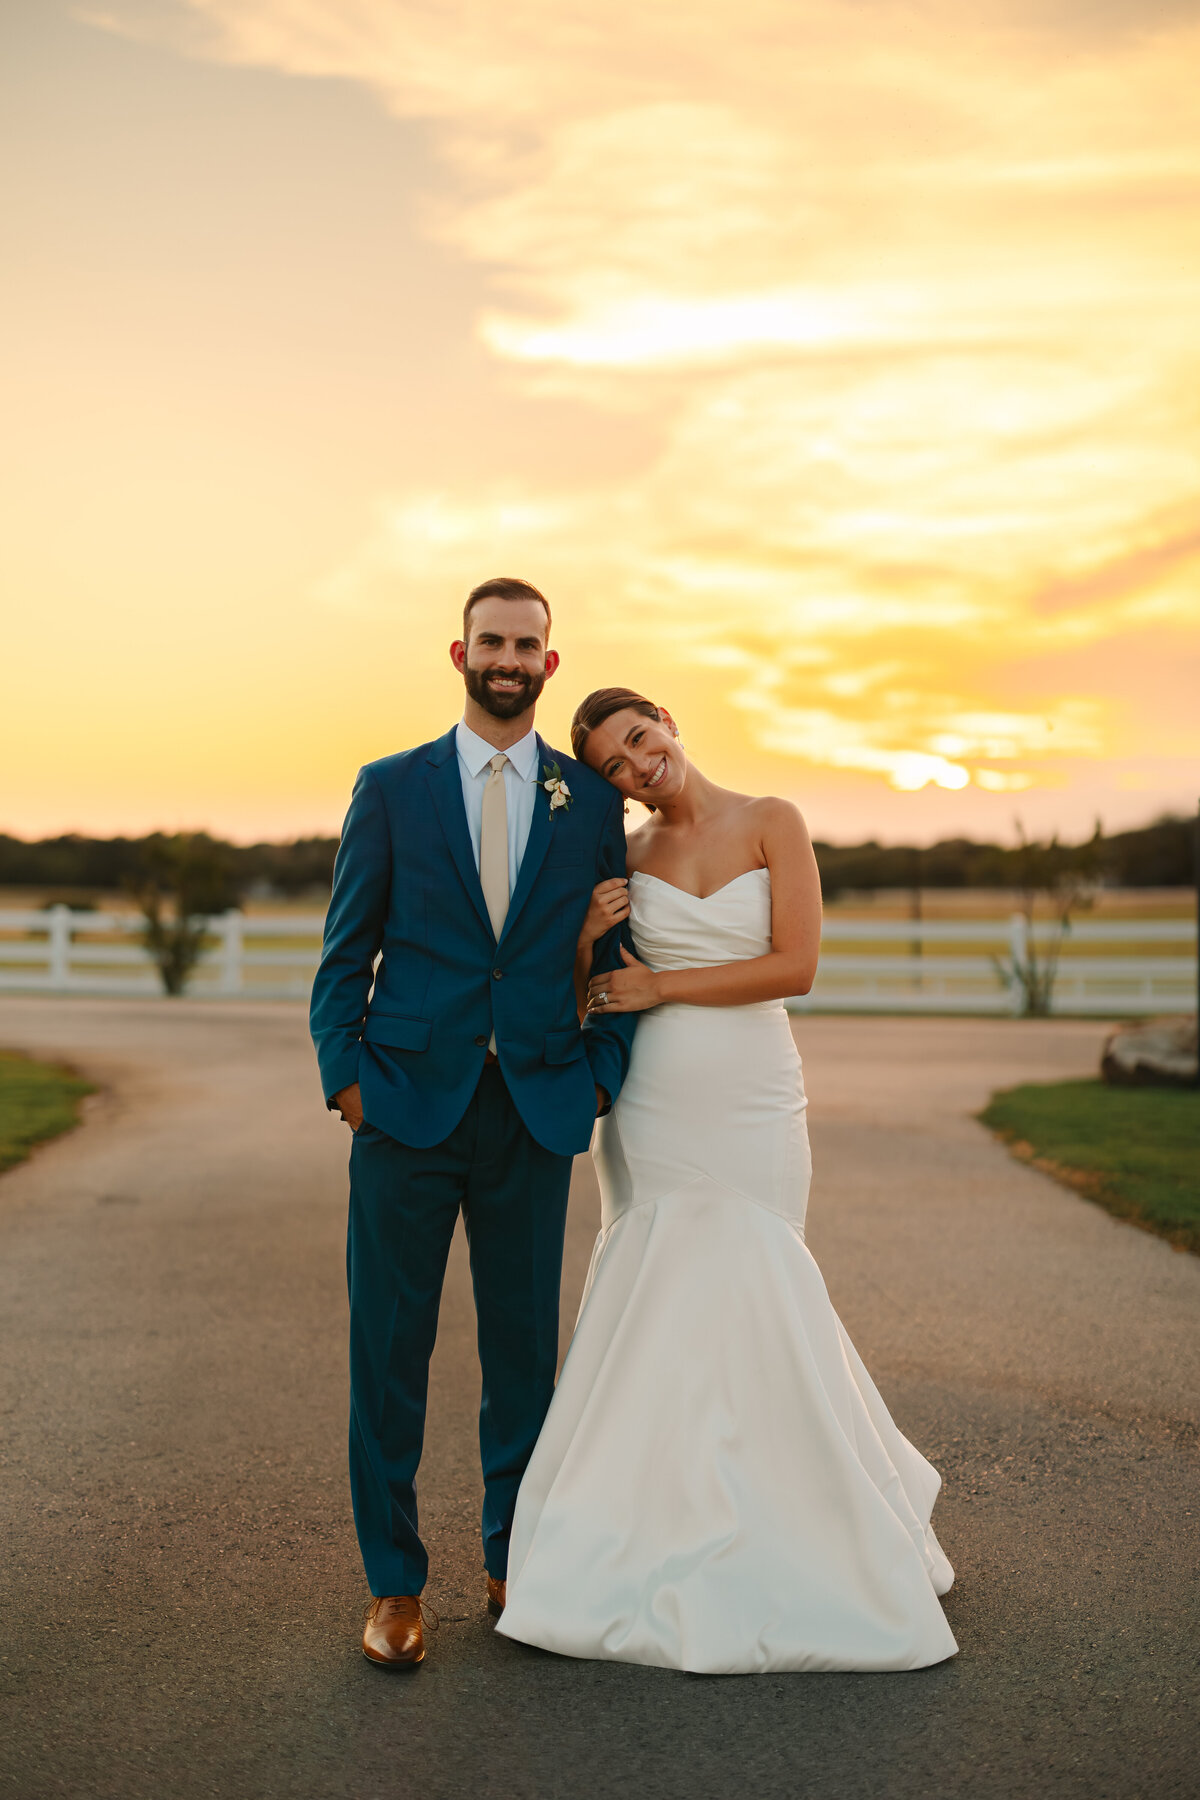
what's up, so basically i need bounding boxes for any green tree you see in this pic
[128,834,239,996]
[993,819,1102,1016]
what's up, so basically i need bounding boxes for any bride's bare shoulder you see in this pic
[623,818,659,874]
[743,793,810,836]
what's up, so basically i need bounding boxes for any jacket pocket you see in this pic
[362,1012,432,1052]
[544,1027,586,1065]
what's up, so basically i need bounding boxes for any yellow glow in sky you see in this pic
[2,0,1198,844]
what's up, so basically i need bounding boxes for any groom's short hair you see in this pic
[463,577,552,644]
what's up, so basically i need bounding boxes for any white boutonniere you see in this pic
[542,761,572,818]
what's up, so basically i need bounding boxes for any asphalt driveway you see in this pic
[1,1000,1196,1800]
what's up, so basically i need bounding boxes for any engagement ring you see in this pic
[595,991,609,1007]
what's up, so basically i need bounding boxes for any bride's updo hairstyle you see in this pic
[571,687,664,810]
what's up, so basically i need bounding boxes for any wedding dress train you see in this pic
[498,868,957,1674]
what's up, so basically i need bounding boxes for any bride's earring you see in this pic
[623,800,630,814]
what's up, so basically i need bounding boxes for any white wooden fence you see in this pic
[0,905,1195,1015]
[792,915,1196,1015]
[0,908,321,1001]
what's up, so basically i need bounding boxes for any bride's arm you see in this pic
[586,801,821,1013]
[574,878,631,1019]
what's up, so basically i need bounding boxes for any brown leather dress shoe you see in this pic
[486,1575,507,1617]
[362,1595,427,1668]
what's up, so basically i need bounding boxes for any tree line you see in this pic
[0,812,1193,902]
[0,833,336,899]
[812,815,1193,896]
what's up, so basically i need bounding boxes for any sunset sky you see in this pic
[4,0,1199,846]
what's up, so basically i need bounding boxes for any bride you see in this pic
[495,687,958,1675]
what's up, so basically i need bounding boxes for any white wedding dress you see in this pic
[497,868,957,1674]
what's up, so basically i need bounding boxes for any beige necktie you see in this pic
[479,754,509,1054]
[479,752,510,939]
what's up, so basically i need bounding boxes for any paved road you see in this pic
[1,999,1197,1800]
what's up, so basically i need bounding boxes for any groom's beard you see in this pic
[463,659,546,721]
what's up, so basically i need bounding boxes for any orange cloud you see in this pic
[75,0,1200,814]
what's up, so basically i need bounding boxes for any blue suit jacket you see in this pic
[310,727,637,1157]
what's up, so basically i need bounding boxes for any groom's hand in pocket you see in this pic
[334,1082,364,1131]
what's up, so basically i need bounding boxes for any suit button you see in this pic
[492,968,503,980]
[474,1034,488,1047]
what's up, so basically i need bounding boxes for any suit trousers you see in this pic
[346,1064,573,1597]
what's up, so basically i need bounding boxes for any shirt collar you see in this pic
[456,718,541,782]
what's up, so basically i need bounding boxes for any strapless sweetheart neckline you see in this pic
[629,866,769,903]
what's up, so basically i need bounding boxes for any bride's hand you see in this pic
[587,946,661,1015]
[579,878,630,952]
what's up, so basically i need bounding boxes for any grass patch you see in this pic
[980,1078,1200,1255]
[0,1050,95,1175]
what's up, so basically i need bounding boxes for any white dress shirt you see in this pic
[455,718,541,899]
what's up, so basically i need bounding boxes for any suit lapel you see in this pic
[497,735,553,948]
[424,728,493,939]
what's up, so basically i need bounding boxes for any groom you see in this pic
[310,576,637,1668]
